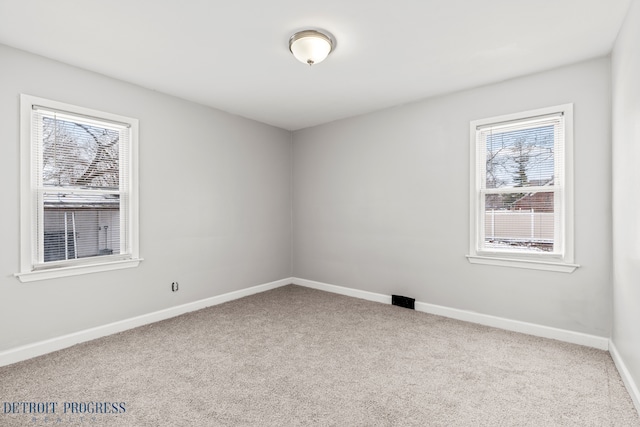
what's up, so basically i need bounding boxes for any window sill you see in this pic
[15,258,143,283]
[466,255,579,273]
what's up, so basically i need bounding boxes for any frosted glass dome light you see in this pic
[289,30,334,66]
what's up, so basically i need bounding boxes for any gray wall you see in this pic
[0,40,619,353]
[612,0,640,401]
[293,57,612,336]
[0,44,292,351]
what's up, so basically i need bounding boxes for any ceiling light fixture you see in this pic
[289,29,334,66]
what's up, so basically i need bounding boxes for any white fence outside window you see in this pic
[484,210,554,243]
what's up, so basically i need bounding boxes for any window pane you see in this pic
[43,193,120,261]
[485,125,555,189]
[42,116,120,189]
[483,192,554,252]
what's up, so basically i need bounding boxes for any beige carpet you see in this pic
[0,284,638,426]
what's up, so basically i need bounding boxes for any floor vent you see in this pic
[391,295,415,310]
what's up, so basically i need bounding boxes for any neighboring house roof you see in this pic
[44,193,119,210]
[512,192,554,212]
[511,178,555,212]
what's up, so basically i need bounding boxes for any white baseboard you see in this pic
[292,278,391,304]
[609,341,640,414]
[292,277,609,350]
[0,277,293,367]
[1,276,612,367]
[415,301,609,350]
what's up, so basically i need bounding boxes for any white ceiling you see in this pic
[0,0,631,130]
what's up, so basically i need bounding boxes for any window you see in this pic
[467,104,578,273]
[17,95,141,282]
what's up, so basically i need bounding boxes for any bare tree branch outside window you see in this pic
[42,117,119,189]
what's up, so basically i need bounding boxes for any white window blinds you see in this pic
[475,112,565,256]
[31,106,132,269]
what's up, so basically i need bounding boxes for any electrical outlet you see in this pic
[171,281,179,292]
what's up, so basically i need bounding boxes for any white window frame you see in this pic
[16,94,142,282]
[466,104,579,273]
